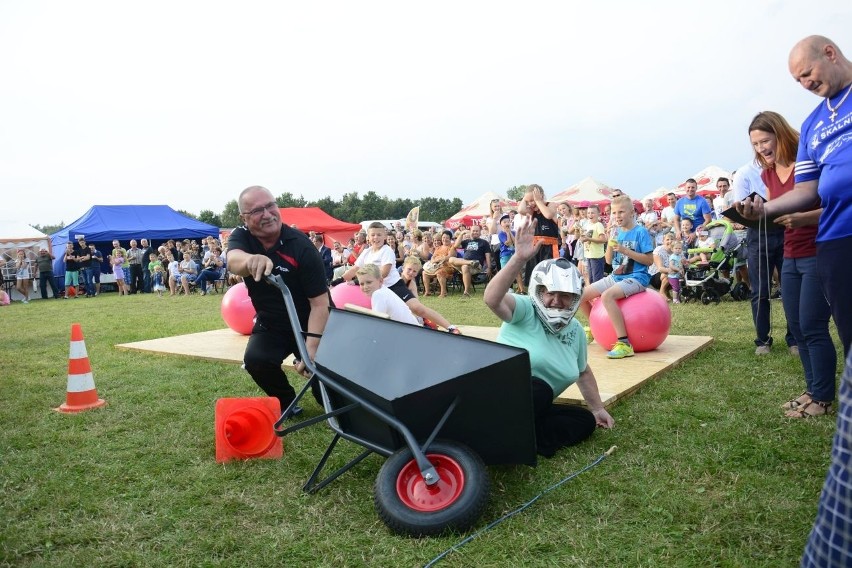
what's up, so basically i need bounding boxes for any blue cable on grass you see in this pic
[424,445,617,568]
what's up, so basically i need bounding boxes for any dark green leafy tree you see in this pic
[220,200,242,228]
[506,185,528,201]
[177,209,198,219]
[275,192,307,208]
[33,222,65,235]
[198,209,222,227]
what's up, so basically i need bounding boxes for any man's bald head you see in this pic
[789,36,852,99]
[790,35,834,60]
[238,185,273,209]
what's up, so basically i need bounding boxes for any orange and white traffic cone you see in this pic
[56,323,106,413]
[215,397,283,463]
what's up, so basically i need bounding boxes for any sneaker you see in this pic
[422,318,438,330]
[755,345,771,355]
[21,299,29,304]
[789,345,800,357]
[447,325,461,335]
[607,340,634,359]
[673,298,681,304]
[584,326,593,344]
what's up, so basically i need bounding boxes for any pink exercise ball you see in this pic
[588,290,671,352]
[221,283,257,335]
[329,283,372,310]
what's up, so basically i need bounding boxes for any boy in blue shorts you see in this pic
[579,195,654,359]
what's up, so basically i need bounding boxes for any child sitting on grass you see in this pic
[355,264,419,326]
[579,195,655,359]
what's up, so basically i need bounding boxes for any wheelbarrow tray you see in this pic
[313,307,538,467]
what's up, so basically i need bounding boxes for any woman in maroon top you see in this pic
[750,111,837,418]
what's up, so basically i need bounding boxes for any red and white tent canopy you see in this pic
[549,176,628,207]
[672,165,732,197]
[444,191,517,229]
[642,165,732,207]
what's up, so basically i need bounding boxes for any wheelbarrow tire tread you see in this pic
[374,440,490,537]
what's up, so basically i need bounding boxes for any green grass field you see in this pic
[0,289,841,567]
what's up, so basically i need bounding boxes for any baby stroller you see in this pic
[681,219,746,305]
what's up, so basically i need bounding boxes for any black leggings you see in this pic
[531,378,596,457]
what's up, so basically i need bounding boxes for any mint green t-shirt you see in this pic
[496,294,587,396]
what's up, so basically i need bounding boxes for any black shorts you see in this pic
[388,279,415,303]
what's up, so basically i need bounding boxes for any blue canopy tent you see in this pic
[50,205,219,277]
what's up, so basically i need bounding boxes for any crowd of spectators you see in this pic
[2,235,230,302]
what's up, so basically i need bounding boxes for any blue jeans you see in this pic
[195,268,221,292]
[143,269,151,293]
[79,268,92,295]
[817,236,852,357]
[781,256,837,402]
[746,228,793,347]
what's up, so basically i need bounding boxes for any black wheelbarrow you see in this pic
[266,275,538,536]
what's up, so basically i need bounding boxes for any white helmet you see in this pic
[529,258,583,334]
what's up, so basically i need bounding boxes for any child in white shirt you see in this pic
[355,264,419,325]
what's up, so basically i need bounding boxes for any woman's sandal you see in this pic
[785,399,833,419]
[782,391,812,411]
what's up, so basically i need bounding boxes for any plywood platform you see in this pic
[115,327,713,408]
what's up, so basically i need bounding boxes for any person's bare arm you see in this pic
[609,241,653,267]
[737,180,820,219]
[227,249,272,282]
[774,208,822,229]
[574,365,614,428]
[484,220,539,322]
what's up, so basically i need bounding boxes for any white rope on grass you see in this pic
[423,446,618,568]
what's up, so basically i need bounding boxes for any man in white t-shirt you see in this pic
[660,193,678,230]
[712,177,733,218]
[639,198,659,228]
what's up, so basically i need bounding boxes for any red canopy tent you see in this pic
[278,207,362,247]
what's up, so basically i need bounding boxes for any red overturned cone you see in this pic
[215,397,283,463]
[56,323,107,413]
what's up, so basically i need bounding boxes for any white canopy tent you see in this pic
[550,176,630,207]
[0,221,51,300]
[444,191,517,229]
[641,166,732,207]
[673,165,732,196]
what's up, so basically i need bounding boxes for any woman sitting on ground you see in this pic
[484,219,614,457]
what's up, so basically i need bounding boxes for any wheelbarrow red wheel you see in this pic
[374,440,490,537]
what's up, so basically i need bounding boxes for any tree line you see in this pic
[191,191,466,228]
[35,186,530,234]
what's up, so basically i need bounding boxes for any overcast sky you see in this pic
[2,1,850,226]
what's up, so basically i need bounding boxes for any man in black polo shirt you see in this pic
[453,224,492,297]
[227,186,330,414]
